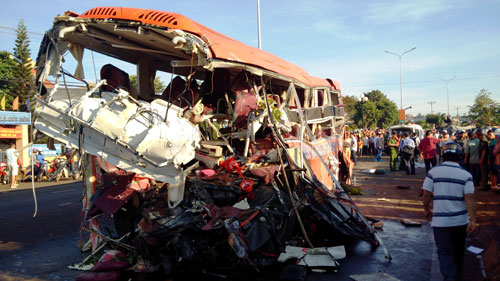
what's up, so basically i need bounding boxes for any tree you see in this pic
[415,119,428,129]
[342,95,357,121]
[468,89,499,126]
[129,75,166,94]
[12,19,35,111]
[350,90,398,129]
[0,51,17,109]
[426,113,446,127]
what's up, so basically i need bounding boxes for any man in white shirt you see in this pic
[423,142,476,281]
[401,133,416,175]
[6,142,19,189]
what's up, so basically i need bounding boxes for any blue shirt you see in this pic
[36,154,45,163]
[423,161,474,227]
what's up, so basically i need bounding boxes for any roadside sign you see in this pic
[398,109,406,121]
[0,111,31,125]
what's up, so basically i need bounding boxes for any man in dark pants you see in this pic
[401,133,416,175]
[419,130,440,173]
[465,131,481,186]
[423,142,477,281]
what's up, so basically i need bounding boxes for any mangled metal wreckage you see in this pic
[34,7,390,279]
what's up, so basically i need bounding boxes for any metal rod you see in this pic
[439,75,456,116]
[257,0,262,49]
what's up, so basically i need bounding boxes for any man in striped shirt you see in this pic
[423,142,477,281]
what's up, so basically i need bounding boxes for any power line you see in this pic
[345,74,500,89]
[0,25,44,36]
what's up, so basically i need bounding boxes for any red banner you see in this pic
[0,127,22,138]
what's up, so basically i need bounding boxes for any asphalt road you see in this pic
[0,158,495,280]
[0,181,86,280]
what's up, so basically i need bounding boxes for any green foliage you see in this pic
[342,95,357,121]
[415,119,429,129]
[12,19,35,111]
[468,89,499,126]
[258,95,282,121]
[349,90,398,128]
[0,51,17,109]
[129,74,166,94]
[426,113,446,127]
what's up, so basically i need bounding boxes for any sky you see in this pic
[1,0,499,116]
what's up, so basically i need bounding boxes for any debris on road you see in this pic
[400,219,422,227]
[32,6,391,279]
[350,272,402,281]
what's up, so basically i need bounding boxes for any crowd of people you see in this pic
[344,127,500,190]
[419,128,500,191]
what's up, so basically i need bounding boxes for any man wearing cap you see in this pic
[419,130,440,173]
[423,142,477,281]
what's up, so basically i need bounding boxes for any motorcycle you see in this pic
[0,162,7,184]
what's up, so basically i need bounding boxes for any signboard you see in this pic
[0,111,31,125]
[398,109,406,121]
[0,127,22,138]
[31,144,62,157]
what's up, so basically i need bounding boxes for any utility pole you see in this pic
[455,106,460,118]
[439,75,456,116]
[428,101,436,114]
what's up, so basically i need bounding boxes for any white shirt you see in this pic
[350,136,357,151]
[6,148,18,166]
[423,161,474,227]
[402,137,415,149]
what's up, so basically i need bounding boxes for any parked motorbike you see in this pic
[0,162,7,184]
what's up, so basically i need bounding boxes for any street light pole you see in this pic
[439,75,456,116]
[358,94,368,129]
[385,47,416,110]
[257,0,262,49]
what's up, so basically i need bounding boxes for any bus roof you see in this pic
[78,7,340,90]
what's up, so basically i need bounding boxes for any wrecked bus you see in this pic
[34,6,390,278]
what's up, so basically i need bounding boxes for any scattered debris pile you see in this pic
[32,6,391,280]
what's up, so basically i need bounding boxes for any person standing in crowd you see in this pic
[362,133,369,157]
[6,142,19,189]
[369,132,375,156]
[465,131,481,186]
[419,130,440,173]
[487,130,498,189]
[455,130,468,168]
[350,132,357,164]
[438,131,450,163]
[411,132,421,162]
[373,132,383,162]
[493,132,500,190]
[387,133,399,171]
[343,130,352,163]
[401,133,416,175]
[423,142,477,281]
[478,130,490,191]
[357,133,363,158]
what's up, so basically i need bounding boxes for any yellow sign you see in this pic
[0,127,22,138]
